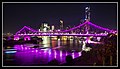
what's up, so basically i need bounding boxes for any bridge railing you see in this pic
[15,33,108,37]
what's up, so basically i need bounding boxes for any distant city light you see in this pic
[52,25,55,31]
[85,7,88,9]
[60,20,63,23]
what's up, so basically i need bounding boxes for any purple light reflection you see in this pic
[72,52,75,59]
[14,44,82,65]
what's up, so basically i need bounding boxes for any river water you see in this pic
[3,36,85,66]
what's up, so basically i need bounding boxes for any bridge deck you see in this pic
[15,34,107,37]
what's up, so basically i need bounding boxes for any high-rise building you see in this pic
[85,6,90,21]
[40,23,44,31]
[85,6,90,34]
[51,25,55,31]
[40,22,50,32]
[38,29,41,32]
[60,20,64,30]
[43,23,50,32]
[44,23,48,27]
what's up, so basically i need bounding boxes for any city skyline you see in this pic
[3,2,117,33]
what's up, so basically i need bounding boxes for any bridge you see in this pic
[14,21,116,41]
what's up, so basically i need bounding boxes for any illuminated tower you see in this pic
[85,6,90,34]
[60,20,63,30]
[52,25,55,31]
[40,23,44,31]
[85,6,90,21]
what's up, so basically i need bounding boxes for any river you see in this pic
[3,36,88,66]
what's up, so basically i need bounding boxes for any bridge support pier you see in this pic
[24,36,31,41]
[14,36,20,40]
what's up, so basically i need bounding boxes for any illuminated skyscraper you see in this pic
[40,22,50,32]
[85,6,90,21]
[84,6,90,34]
[40,23,44,31]
[60,20,63,30]
[51,25,55,31]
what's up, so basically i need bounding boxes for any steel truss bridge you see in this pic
[14,21,116,40]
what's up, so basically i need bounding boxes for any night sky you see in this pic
[3,3,117,33]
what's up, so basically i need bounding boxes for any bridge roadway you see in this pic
[15,33,107,37]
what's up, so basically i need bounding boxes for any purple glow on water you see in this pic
[66,51,68,56]
[31,50,34,52]
[13,44,82,65]
[60,50,62,57]
[35,50,38,52]
[54,51,57,59]
[49,50,51,55]
[72,52,75,59]
[78,52,82,56]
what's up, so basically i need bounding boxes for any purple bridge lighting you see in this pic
[14,21,116,41]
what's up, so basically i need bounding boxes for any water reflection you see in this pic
[58,38,60,46]
[51,40,57,48]
[4,37,83,65]
[62,39,67,45]
[13,48,81,65]
[42,36,50,47]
